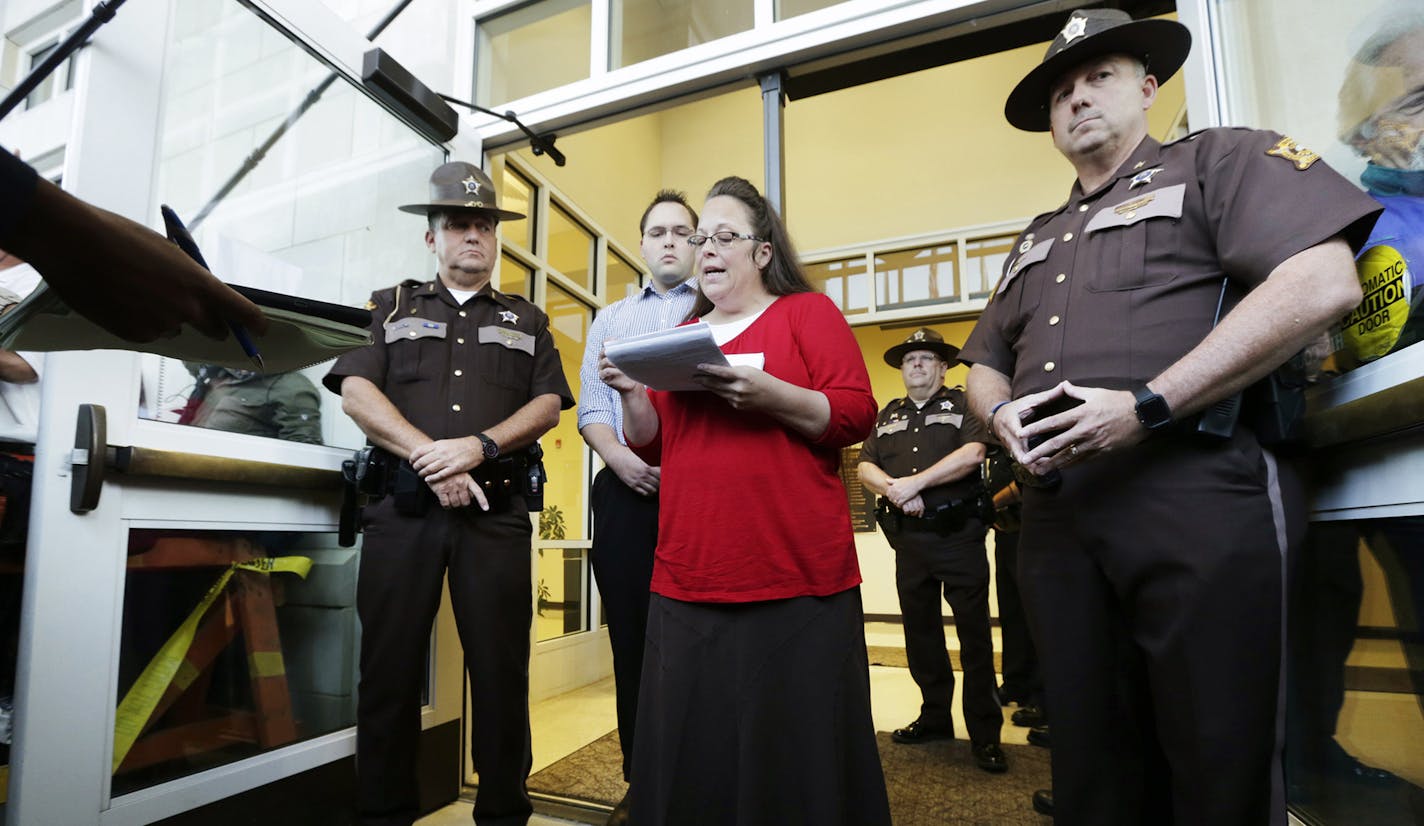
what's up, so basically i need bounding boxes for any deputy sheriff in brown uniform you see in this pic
[858,328,1006,774]
[324,162,574,826]
[960,9,1383,826]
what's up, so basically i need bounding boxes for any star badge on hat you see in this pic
[499,309,519,324]
[1061,14,1088,43]
[462,176,481,196]
[1129,167,1163,189]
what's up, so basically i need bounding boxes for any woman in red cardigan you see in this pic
[599,176,891,825]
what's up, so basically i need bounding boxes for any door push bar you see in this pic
[70,404,343,514]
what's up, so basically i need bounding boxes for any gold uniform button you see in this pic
[459,310,467,318]
[452,404,462,412]
[1044,361,1056,371]
[1062,232,1074,242]
[408,331,417,337]
[912,446,919,452]
[457,337,465,345]
[1123,212,1136,220]
[454,369,463,377]
[1078,204,1089,213]
[1056,273,1067,283]
[1049,315,1060,325]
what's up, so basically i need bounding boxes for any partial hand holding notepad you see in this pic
[603,322,741,391]
[0,282,372,373]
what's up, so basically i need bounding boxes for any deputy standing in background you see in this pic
[325,162,573,826]
[576,190,699,826]
[858,327,1005,774]
[961,8,1382,824]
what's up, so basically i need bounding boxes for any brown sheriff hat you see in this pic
[1005,7,1191,132]
[884,327,960,368]
[398,161,525,220]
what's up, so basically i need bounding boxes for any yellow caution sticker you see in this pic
[111,556,312,773]
[1342,245,1411,362]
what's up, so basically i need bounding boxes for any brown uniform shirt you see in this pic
[961,129,1383,396]
[323,278,574,439]
[859,385,988,504]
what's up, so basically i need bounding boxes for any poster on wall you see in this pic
[839,445,876,533]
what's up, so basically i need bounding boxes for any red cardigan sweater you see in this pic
[630,292,876,603]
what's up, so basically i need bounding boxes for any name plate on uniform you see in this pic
[1086,184,1185,233]
[385,317,446,344]
[876,420,908,437]
[925,412,964,428]
[478,325,535,355]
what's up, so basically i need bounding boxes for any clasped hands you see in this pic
[410,437,489,511]
[992,380,1147,477]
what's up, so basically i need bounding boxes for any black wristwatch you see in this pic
[1133,385,1173,432]
[476,432,500,459]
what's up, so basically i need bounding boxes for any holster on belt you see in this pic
[339,446,393,546]
[876,487,984,536]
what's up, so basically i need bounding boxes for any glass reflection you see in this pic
[147,0,443,447]
[875,244,958,309]
[1288,517,1424,824]
[1330,8,1424,372]
[175,364,323,444]
[113,529,358,796]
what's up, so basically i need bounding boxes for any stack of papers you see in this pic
[604,323,763,391]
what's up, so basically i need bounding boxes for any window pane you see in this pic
[478,0,591,105]
[23,42,73,110]
[805,256,869,315]
[144,0,444,450]
[606,250,643,302]
[113,529,357,795]
[775,0,844,21]
[875,244,958,310]
[611,0,753,69]
[964,235,1014,301]
[498,253,532,296]
[536,282,591,642]
[547,202,595,289]
[499,165,537,252]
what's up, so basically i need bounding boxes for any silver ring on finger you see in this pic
[1069,444,1079,457]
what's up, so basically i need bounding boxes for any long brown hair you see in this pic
[686,176,813,320]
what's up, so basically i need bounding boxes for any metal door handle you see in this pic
[69,403,343,514]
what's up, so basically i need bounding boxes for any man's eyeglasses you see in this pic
[644,226,694,241]
[687,230,765,249]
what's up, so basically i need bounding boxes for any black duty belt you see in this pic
[876,494,988,536]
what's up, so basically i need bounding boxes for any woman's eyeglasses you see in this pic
[687,230,765,249]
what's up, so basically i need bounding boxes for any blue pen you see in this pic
[160,204,264,371]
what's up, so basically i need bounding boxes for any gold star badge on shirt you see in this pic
[1265,137,1320,171]
[940,400,954,411]
[499,309,519,324]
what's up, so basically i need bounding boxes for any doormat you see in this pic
[527,730,1052,824]
[867,645,1003,673]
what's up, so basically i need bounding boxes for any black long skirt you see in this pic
[629,586,892,826]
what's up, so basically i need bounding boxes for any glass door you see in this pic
[4,1,475,823]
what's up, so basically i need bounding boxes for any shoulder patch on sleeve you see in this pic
[1265,136,1320,170]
